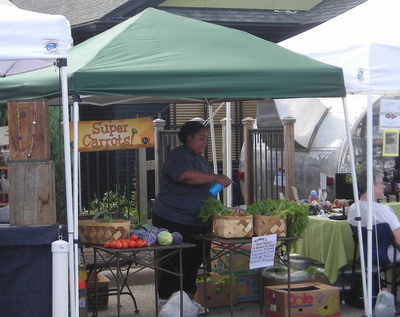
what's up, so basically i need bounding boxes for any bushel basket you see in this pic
[213,208,253,238]
[253,215,286,237]
[78,211,131,244]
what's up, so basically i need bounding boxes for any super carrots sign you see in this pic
[69,117,154,152]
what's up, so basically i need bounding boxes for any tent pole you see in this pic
[58,59,76,317]
[207,101,218,175]
[226,102,232,206]
[342,96,368,313]
[366,90,374,317]
[72,98,80,317]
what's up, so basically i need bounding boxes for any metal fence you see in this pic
[247,128,285,203]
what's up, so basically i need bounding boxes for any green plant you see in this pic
[304,265,326,279]
[196,274,236,294]
[247,199,309,238]
[83,188,138,223]
[198,197,226,222]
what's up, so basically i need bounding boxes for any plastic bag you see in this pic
[159,291,198,317]
[374,288,395,317]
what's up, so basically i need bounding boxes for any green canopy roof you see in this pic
[0,8,345,106]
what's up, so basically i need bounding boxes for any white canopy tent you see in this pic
[279,0,400,315]
[0,4,76,317]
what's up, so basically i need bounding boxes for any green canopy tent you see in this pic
[0,8,345,105]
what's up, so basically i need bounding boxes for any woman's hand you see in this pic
[214,174,232,188]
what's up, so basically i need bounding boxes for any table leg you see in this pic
[259,269,263,315]
[179,248,183,317]
[202,240,208,317]
[287,241,291,317]
[229,245,234,317]
[94,249,98,317]
[116,254,121,317]
[154,251,159,317]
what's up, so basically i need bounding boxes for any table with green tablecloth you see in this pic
[295,203,400,284]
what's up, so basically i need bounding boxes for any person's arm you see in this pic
[177,169,231,187]
[393,227,400,246]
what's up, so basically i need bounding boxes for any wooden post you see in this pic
[282,117,296,201]
[7,99,56,225]
[242,117,255,205]
[9,160,56,225]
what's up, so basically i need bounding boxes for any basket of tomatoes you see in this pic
[78,211,131,245]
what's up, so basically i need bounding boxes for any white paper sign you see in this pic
[0,126,8,146]
[379,99,400,129]
[249,234,277,269]
[320,173,327,190]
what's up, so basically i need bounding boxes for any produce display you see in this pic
[103,223,183,249]
[103,233,147,249]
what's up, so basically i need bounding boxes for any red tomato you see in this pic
[129,240,136,248]
[114,240,123,249]
[130,234,138,241]
[104,241,111,248]
[136,239,144,248]
[142,241,148,247]
[122,241,129,249]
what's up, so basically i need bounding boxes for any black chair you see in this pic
[350,223,400,299]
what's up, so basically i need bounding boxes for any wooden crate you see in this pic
[9,160,56,226]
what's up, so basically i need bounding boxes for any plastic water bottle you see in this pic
[308,190,319,203]
[209,183,224,196]
[374,288,395,317]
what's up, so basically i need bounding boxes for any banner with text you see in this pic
[69,117,154,152]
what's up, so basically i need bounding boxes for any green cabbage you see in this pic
[157,231,173,246]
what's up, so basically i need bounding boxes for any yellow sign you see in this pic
[69,117,154,152]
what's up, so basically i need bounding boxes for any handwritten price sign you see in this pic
[249,234,277,269]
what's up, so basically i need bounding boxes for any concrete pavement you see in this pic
[84,267,371,317]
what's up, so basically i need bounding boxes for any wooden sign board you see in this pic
[7,99,50,161]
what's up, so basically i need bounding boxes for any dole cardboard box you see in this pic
[194,273,237,308]
[264,282,340,317]
[211,244,258,276]
[263,274,328,288]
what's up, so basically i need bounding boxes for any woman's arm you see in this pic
[178,169,231,187]
[393,227,400,246]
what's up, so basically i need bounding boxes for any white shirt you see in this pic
[348,201,400,262]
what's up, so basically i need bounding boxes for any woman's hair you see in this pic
[178,121,207,144]
[356,168,383,196]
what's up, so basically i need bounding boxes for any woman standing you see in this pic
[152,121,231,314]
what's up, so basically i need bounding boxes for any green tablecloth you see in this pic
[295,203,400,284]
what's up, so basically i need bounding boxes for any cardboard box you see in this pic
[236,274,260,302]
[264,282,340,317]
[79,292,88,317]
[194,273,237,308]
[211,245,258,276]
[87,272,110,309]
[263,276,328,288]
[79,266,88,317]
